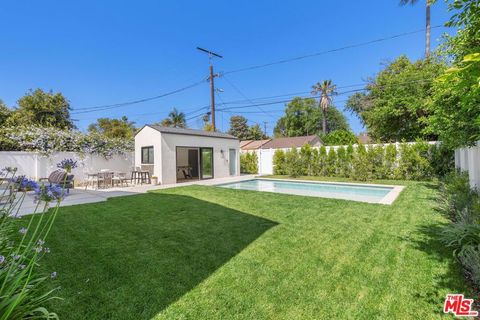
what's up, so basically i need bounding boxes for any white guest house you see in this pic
[134,125,240,185]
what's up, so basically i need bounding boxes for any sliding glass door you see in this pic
[200,148,213,179]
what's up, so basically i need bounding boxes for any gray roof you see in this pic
[261,135,322,149]
[146,125,238,140]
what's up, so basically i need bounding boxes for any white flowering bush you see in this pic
[0,126,133,158]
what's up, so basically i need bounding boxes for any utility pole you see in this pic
[197,47,222,131]
[263,121,267,137]
[209,65,216,130]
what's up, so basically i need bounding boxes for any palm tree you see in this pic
[400,0,431,58]
[311,80,337,135]
[159,108,186,128]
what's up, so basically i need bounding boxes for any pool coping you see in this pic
[217,177,405,205]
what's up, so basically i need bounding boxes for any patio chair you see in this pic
[98,171,114,189]
[112,172,129,187]
[40,169,75,194]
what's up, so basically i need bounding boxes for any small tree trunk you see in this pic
[425,0,431,58]
[322,108,327,135]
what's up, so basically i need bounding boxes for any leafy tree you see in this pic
[203,123,214,132]
[228,115,250,139]
[274,97,349,137]
[158,108,186,128]
[0,100,11,126]
[248,123,267,140]
[345,56,445,142]
[273,117,287,137]
[400,0,433,57]
[427,0,480,148]
[311,80,337,135]
[88,116,136,139]
[6,89,74,129]
[322,130,358,146]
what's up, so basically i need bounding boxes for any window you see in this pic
[141,146,154,164]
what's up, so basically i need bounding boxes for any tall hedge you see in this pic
[276,142,453,181]
[240,152,258,174]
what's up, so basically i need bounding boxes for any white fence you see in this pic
[243,142,439,176]
[0,151,134,184]
[455,142,480,188]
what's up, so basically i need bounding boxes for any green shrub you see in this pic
[383,144,397,179]
[395,142,432,180]
[310,148,321,176]
[318,146,327,176]
[273,141,450,182]
[344,144,355,178]
[325,148,337,176]
[351,144,370,181]
[336,146,347,177]
[429,143,454,177]
[285,147,302,177]
[439,171,478,222]
[367,145,384,179]
[273,150,286,175]
[240,152,258,174]
[437,170,480,289]
[299,144,313,176]
[458,245,480,289]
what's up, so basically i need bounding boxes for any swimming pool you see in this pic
[217,178,403,204]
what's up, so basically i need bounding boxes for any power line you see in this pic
[71,79,206,114]
[221,74,277,120]
[74,76,436,122]
[222,25,444,75]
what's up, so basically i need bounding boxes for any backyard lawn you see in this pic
[32,178,470,319]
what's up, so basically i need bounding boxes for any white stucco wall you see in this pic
[0,151,133,183]
[134,126,163,179]
[160,133,240,185]
[455,142,480,188]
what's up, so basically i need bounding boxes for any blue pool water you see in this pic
[217,179,394,203]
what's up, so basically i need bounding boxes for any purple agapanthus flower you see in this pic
[57,159,78,173]
[51,271,57,278]
[0,255,5,264]
[19,227,27,235]
[19,178,38,191]
[34,184,65,203]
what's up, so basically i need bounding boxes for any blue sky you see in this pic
[0,1,455,135]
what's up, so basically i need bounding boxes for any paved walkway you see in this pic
[14,175,255,216]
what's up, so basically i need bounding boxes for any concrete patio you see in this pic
[13,175,256,216]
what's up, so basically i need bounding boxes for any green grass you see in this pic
[29,177,470,319]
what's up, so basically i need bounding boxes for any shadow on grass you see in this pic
[37,193,277,320]
[401,223,470,307]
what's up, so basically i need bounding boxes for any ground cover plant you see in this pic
[28,179,472,319]
[437,171,480,290]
